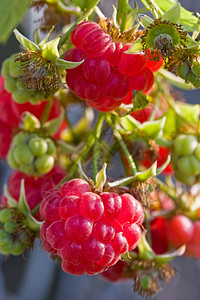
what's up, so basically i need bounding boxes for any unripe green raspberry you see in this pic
[20,163,35,175]
[0,238,14,254]
[11,241,24,256]
[1,58,10,77]
[46,138,56,155]
[14,144,34,165]
[177,155,200,176]
[195,144,200,161]
[174,170,196,185]
[12,132,27,146]
[7,148,19,169]
[187,71,200,87]
[0,229,9,240]
[35,154,54,174]
[4,221,17,234]
[0,209,12,224]
[177,62,189,80]
[174,134,198,156]
[9,59,22,78]
[12,89,31,103]
[16,78,25,91]
[4,77,17,93]
[29,137,48,157]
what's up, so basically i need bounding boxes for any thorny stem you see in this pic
[58,113,105,186]
[106,115,137,176]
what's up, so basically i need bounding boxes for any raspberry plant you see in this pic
[0,0,200,297]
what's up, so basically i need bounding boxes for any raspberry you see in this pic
[102,73,129,100]
[64,48,85,78]
[118,48,147,76]
[39,178,144,275]
[71,21,100,49]
[103,42,123,66]
[82,56,111,83]
[150,217,168,254]
[100,260,128,282]
[145,57,163,72]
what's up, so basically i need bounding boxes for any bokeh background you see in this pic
[0,0,200,299]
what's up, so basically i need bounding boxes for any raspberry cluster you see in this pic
[7,132,56,176]
[40,178,144,275]
[0,76,66,159]
[64,21,163,112]
[172,134,200,185]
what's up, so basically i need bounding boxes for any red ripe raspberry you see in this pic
[64,48,85,78]
[118,45,147,76]
[102,73,129,100]
[166,215,194,247]
[71,21,100,49]
[100,260,128,282]
[145,57,163,72]
[82,56,111,83]
[103,42,123,66]
[150,217,168,254]
[1,165,66,212]
[185,221,200,258]
[39,178,144,275]
[128,68,154,92]
[0,122,12,159]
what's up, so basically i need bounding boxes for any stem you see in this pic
[58,113,105,186]
[154,177,177,202]
[93,114,104,183]
[40,100,53,125]
[144,206,152,246]
[106,116,137,176]
[117,0,129,33]
[149,93,160,121]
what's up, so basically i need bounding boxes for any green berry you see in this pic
[187,72,200,88]
[4,77,17,93]
[15,79,25,91]
[7,148,19,169]
[195,144,200,161]
[177,62,189,80]
[0,229,9,240]
[1,58,10,77]
[11,241,24,256]
[29,138,48,157]
[177,155,200,176]
[0,209,12,224]
[35,154,54,174]
[14,144,34,165]
[174,170,196,185]
[9,59,22,78]
[174,134,198,156]
[12,132,27,146]
[20,163,35,175]
[4,221,17,234]
[46,138,56,155]
[12,89,31,103]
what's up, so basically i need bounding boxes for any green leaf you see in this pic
[43,106,65,135]
[18,179,31,214]
[158,69,195,90]
[140,0,163,18]
[14,29,40,51]
[3,185,18,208]
[41,38,60,62]
[176,103,200,127]
[156,155,171,175]
[154,0,200,32]
[0,0,32,43]
[161,3,181,23]
[140,116,166,139]
[117,0,129,32]
[95,163,107,189]
[138,14,154,28]
[55,57,84,70]
[133,91,149,111]
[184,34,198,49]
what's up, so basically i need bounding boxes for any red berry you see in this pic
[100,260,128,282]
[71,21,100,49]
[166,215,194,247]
[118,50,147,76]
[39,178,144,275]
[150,217,168,254]
[103,73,129,100]
[145,57,163,72]
[82,56,111,83]
[64,48,85,78]
[104,42,123,66]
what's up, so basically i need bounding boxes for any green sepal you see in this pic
[55,57,84,70]
[124,2,138,31]
[140,116,166,139]
[117,0,129,33]
[3,185,18,208]
[138,14,153,28]
[155,245,186,266]
[57,1,81,16]
[156,155,171,175]
[43,106,65,135]
[158,69,195,90]
[95,163,107,190]
[78,159,89,181]
[184,34,199,49]
[138,233,155,260]
[18,179,31,214]
[161,3,181,23]
[14,29,40,51]
[108,161,157,187]
[57,140,84,154]
[22,112,41,131]
[133,91,149,111]
[39,27,55,48]
[25,214,43,232]
[41,37,60,62]
[155,137,173,148]
[111,5,120,31]
[120,114,140,131]
[125,37,143,53]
